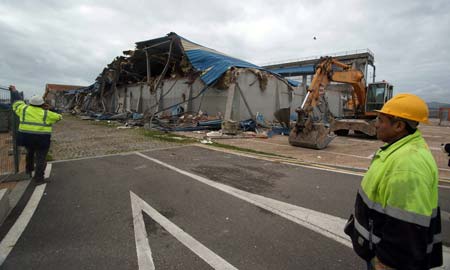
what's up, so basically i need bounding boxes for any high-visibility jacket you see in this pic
[13,101,62,134]
[345,130,442,270]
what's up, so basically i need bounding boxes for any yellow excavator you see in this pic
[288,56,393,149]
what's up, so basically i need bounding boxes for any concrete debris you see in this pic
[200,138,213,144]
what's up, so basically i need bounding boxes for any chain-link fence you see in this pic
[0,85,20,179]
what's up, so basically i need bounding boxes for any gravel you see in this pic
[49,115,181,161]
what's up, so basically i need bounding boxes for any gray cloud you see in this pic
[0,0,449,102]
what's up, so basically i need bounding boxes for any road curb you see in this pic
[435,246,450,269]
[0,189,10,225]
[0,179,31,228]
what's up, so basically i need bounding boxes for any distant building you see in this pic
[439,107,450,126]
[44,84,86,109]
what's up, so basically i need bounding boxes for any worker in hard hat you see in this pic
[10,86,62,183]
[344,94,442,269]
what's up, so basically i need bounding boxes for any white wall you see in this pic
[234,69,292,122]
[115,70,293,122]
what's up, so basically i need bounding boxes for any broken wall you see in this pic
[233,69,292,121]
[113,69,292,123]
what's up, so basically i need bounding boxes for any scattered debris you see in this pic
[47,32,299,141]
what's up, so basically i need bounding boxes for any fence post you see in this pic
[10,90,19,173]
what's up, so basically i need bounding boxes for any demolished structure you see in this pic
[63,32,298,132]
[44,84,87,111]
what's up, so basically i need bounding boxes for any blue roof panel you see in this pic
[180,37,298,87]
[185,49,259,86]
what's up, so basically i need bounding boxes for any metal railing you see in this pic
[0,85,20,177]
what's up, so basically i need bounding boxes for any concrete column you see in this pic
[187,84,193,113]
[224,82,236,121]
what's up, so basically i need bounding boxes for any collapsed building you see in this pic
[64,32,298,132]
[44,84,87,110]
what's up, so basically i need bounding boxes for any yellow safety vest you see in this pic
[13,101,62,134]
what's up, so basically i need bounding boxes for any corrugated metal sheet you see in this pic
[179,37,298,87]
[184,49,259,86]
[64,83,99,95]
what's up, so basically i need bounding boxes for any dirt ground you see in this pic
[49,115,179,161]
[2,115,449,184]
[52,116,450,182]
[175,120,450,181]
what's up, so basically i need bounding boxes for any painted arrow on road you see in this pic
[135,152,351,247]
[130,191,238,270]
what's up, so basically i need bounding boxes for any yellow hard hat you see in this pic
[375,93,429,123]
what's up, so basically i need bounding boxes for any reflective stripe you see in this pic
[426,234,442,253]
[20,106,52,129]
[18,130,52,135]
[354,217,381,244]
[22,105,28,122]
[43,110,48,124]
[431,208,438,218]
[358,188,432,227]
[21,121,51,127]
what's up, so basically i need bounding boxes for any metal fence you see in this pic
[0,85,20,178]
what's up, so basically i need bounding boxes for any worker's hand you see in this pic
[370,257,395,270]
[8,85,16,92]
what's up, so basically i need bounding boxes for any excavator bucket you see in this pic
[288,109,335,150]
[288,123,335,149]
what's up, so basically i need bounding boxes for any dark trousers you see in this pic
[18,132,51,181]
[25,145,49,181]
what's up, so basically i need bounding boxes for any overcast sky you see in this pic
[1,0,449,103]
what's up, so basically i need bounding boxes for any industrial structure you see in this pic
[61,33,298,132]
[263,50,376,118]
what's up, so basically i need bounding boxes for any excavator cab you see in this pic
[365,81,393,113]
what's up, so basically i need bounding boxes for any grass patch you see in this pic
[46,152,54,161]
[141,130,197,144]
[209,142,291,159]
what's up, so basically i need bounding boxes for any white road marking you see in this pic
[320,151,372,159]
[44,164,52,179]
[280,161,448,189]
[130,192,155,270]
[0,184,47,265]
[281,161,365,177]
[250,140,372,159]
[130,191,238,270]
[135,152,352,248]
[50,145,192,164]
[348,139,376,143]
[438,246,450,270]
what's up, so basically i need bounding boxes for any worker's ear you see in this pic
[393,120,407,132]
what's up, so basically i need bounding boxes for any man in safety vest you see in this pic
[10,86,62,183]
[344,93,442,269]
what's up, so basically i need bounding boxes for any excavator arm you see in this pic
[288,57,367,149]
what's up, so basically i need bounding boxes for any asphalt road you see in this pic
[1,145,448,269]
